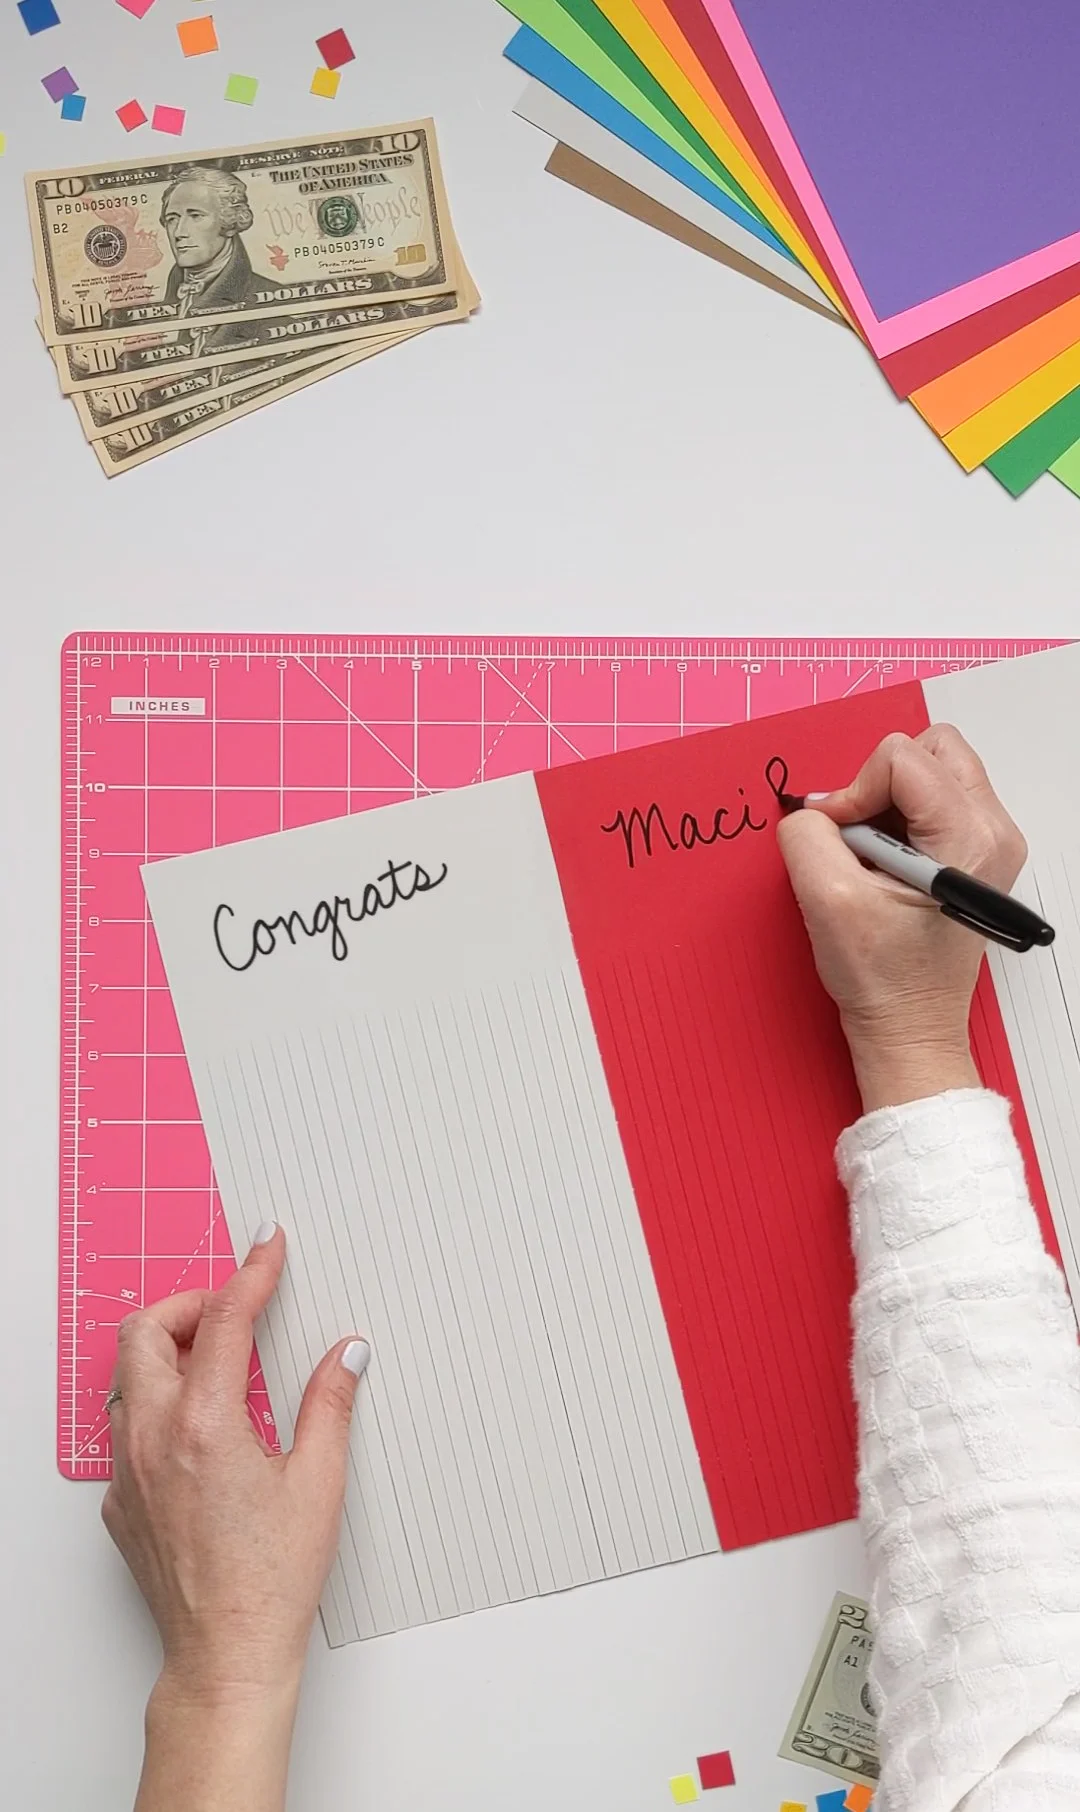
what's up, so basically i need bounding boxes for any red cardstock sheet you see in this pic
[536,683,1058,1549]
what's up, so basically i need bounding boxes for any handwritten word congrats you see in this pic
[601,755,790,870]
[212,856,448,970]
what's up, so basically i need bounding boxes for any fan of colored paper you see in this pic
[496,0,1080,504]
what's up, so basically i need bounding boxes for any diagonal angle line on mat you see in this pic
[294,658,433,795]
[840,665,892,697]
[482,662,588,761]
[469,664,544,783]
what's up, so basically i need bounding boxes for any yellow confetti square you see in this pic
[779,1803,808,1812]
[669,1778,699,1807]
[310,65,340,98]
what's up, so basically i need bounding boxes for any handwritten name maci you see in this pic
[601,755,790,870]
[212,856,448,970]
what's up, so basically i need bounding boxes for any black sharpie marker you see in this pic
[779,793,1055,955]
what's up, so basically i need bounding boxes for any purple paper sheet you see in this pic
[727,0,1080,319]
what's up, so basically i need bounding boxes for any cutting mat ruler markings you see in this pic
[59,634,1055,1478]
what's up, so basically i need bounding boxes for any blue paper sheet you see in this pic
[503,26,795,261]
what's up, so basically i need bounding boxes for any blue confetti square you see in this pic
[60,92,85,121]
[816,1793,850,1812]
[18,0,61,34]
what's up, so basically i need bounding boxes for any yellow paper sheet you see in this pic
[944,337,1080,469]
[911,294,1080,436]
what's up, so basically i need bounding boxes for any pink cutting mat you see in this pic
[59,633,1054,1479]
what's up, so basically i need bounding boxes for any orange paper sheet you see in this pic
[912,293,1080,435]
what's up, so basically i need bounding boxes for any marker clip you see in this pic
[937,897,1038,953]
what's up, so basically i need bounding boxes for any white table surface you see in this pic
[2,2,1077,1806]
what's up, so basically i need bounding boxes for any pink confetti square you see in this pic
[116,98,147,132]
[152,104,186,136]
[116,0,156,15]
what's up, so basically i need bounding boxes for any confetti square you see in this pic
[0,135,6,157]
[817,1795,849,1812]
[42,66,78,102]
[177,14,218,55]
[152,104,186,135]
[310,65,340,98]
[116,98,147,131]
[60,92,86,121]
[670,1779,699,1807]
[18,0,60,34]
[697,1752,735,1791]
[315,27,354,68]
[780,1803,808,1812]
[116,0,156,15]
[224,72,258,105]
[844,1791,873,1812]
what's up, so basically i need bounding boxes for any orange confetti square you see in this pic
[844,1790,873,1812]
[177,13,218,55]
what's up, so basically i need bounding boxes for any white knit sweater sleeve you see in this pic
[837,1089,1080,1812]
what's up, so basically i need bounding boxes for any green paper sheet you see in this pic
[497,0,769,226]
[1050,436,1080,498]
[985,381,1080,497]
[553,0,768,221]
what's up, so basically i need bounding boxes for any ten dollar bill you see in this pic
[48,290,467,393]
[28,121,456,346]
[69,340,382,439]
[92,330,431,475]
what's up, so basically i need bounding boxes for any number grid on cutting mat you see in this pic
[59,634,1054,1479]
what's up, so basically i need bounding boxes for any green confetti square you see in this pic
[224,72,258,105]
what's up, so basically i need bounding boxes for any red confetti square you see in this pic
[697,1752,736,1791]
[316,26,354,67]
[116,98,147,131]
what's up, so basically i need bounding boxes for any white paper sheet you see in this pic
[512,78,838,313]
[142,771,717,1645]
[928,644,1080,1309]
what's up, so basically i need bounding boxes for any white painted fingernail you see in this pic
[252,1220,278,1246]
[805,791,831,802]
[341,1339,371,1377]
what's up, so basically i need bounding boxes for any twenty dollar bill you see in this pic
[28,122,457,346]
[779,1593,878,1789]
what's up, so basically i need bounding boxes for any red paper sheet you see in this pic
[663,0,1080,398]
[537,684,1057,1548]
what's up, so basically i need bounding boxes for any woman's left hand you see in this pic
[102,1223,369,1810]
